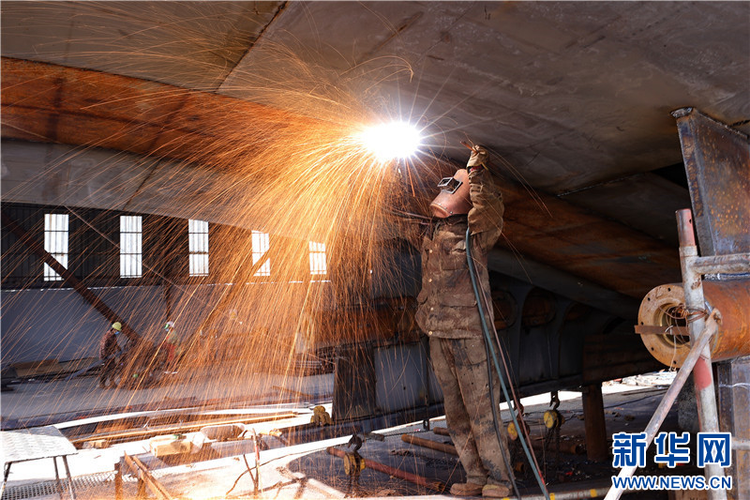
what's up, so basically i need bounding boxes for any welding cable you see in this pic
[463,231,522,499]
[474,250,549,500]
[479,277,547,481]
[482,327,524,500]
[466,228,551,500]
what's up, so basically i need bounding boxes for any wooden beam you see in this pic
[581,383,609,462]
[123,453,173,500]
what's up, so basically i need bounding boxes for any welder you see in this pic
[415,145,511,498]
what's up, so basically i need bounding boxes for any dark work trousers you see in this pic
[99,357,117,387]
[430,336,511,486]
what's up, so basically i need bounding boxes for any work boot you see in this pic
[482,483,511,498]
[450,482,484,496]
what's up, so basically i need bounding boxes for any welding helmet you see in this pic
[429,168,471,218]
[112,322,122,332]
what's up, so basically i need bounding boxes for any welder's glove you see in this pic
[466,145,489,171]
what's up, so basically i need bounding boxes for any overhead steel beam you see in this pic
[1,57,319,169]
[488,247,640,320]
[2,56,682,302]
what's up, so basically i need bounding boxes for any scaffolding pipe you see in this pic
[604,310,719,500]
[676,210,728,500]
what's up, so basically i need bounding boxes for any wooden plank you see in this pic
[71,412,296,446]
[123,452,173,500]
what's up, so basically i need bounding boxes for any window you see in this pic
[309,241,327,276]
[43,213,69,281]
[252,230,270,277]
[189,219,209,276]
[120,215,142,278]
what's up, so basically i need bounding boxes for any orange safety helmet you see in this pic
[429,168,471,218]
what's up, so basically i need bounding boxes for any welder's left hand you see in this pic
[466,145,489,170]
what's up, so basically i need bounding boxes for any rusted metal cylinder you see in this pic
[638,280,750,367]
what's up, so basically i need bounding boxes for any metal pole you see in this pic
[62,456,76,500]
[676,209,727,500]
[604,311,719,500]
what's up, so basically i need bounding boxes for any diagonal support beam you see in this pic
[605,311,719,500]
[1,210,141,342]
[194,249,271,336]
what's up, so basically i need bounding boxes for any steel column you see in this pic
[672,107,750,257]
[717,356,750,500]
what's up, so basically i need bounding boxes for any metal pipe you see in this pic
[61,456,76,500]
[693,253,750,275]
[495,486,611,500]
[401,433,457,455]
[326,446,445,492]
[676,209,727,500]
[604,310,718,500]
[70,412,296,446]
[733,439,750,451]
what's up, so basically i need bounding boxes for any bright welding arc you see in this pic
[357,121,422,162]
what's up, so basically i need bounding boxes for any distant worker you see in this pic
[99,322,123,389]
[415,145,511,498]
[162,321,179,366]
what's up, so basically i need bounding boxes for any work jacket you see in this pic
[415,167,504,339]
[99,329,121,359]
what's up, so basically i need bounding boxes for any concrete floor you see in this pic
[1,370,690,500]
[1,367,334,428]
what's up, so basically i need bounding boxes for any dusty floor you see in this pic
[1,370,693,500]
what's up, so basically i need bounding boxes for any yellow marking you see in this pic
[591,488,598,497]
[550,494,555,500]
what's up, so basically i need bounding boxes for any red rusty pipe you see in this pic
[326,446,446,493]
[401,434,457,456]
